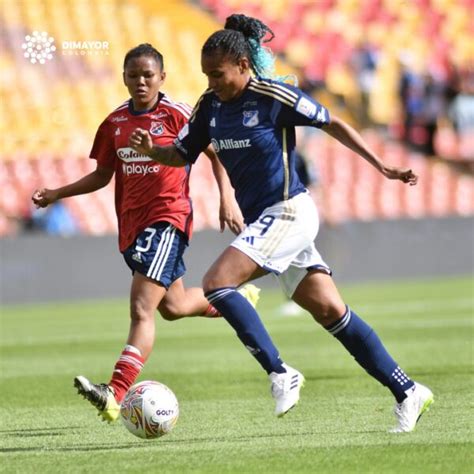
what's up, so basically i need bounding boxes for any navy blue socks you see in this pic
[326,306,414,402]
[206,287,412,402]
[205,287,285,374]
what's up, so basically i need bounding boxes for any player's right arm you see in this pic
[130,91,212,168]
[128,128,187,167]
[204,145,244,235]
[33,117,118,208]
[32,165,114,208]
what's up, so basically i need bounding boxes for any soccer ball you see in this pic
[120,381,179,439]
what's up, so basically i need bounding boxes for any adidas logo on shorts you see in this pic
[132,252,142,263]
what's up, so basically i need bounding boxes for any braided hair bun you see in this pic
[224,13,274,44]
[202,13,277,79]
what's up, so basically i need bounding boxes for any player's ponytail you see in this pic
[225,14,276,79]
[202,13,277,79]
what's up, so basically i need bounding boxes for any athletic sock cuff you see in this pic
[326,305,351,335]
[204,287,237,304]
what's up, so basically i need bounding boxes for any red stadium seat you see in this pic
[1,0,473,234]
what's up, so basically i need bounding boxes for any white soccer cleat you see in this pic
[269,364,305,417]
[390,382,434,433]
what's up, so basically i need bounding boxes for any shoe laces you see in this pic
[271,377,285,397]
[394,402,406,419]
[271,371,296,398]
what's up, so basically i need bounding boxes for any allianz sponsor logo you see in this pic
[211,138,251,153]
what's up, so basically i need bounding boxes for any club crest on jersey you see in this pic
[150,121,164,136]
[243,110,259,127]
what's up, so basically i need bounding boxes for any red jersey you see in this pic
[90,93,193,252]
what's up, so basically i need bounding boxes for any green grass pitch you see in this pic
[1,276,473,473]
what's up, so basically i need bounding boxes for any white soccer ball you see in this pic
[120,380,179,439]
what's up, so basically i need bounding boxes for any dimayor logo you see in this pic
[62,40,109,56]
[22,31,56,65]
[22,31,109,65]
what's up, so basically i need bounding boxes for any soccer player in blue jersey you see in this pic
[129,14,433,432]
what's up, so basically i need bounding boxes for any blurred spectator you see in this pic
[350,41,379,126]
[448,68,474,162]
[295,149,319,191]
[399,56,456,157]
[24,202,78,236]
[449,69,474,136]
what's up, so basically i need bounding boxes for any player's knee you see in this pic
[310,299,346,326]
[158,301,182,321]
[159,308,178,321]
[130,301,155,324]
[202,272,222,294]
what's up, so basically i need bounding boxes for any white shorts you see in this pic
[231,192,331,297]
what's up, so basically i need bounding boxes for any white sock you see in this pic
[124,344,142,356]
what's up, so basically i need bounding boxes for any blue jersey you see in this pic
[174,77,330,224]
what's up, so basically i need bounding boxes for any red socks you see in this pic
[202,303,221,318]
[108,345,144,403]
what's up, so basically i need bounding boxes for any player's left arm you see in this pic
[275,82,417,185]
[204,145,244,235]
[129,128,187,167]
[322,116,418,185]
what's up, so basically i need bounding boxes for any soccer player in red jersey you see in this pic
[32,44,259,422]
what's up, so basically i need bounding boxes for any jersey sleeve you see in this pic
[171,102,194,135]
[173,93,211,164]
[89,119,116,169]
[270,81,330,129]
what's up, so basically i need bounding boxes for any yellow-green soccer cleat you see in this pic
[390,382,434,433]
[74,375,120,423]
[238,283,261,309]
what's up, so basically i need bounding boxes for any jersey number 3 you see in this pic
[135,227,157,252]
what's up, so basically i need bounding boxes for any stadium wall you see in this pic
[1,216,472,305]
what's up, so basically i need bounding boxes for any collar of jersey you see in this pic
[214,78,254,105]
[128,92,164,116]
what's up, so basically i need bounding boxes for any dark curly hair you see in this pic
[202,13,276,78]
